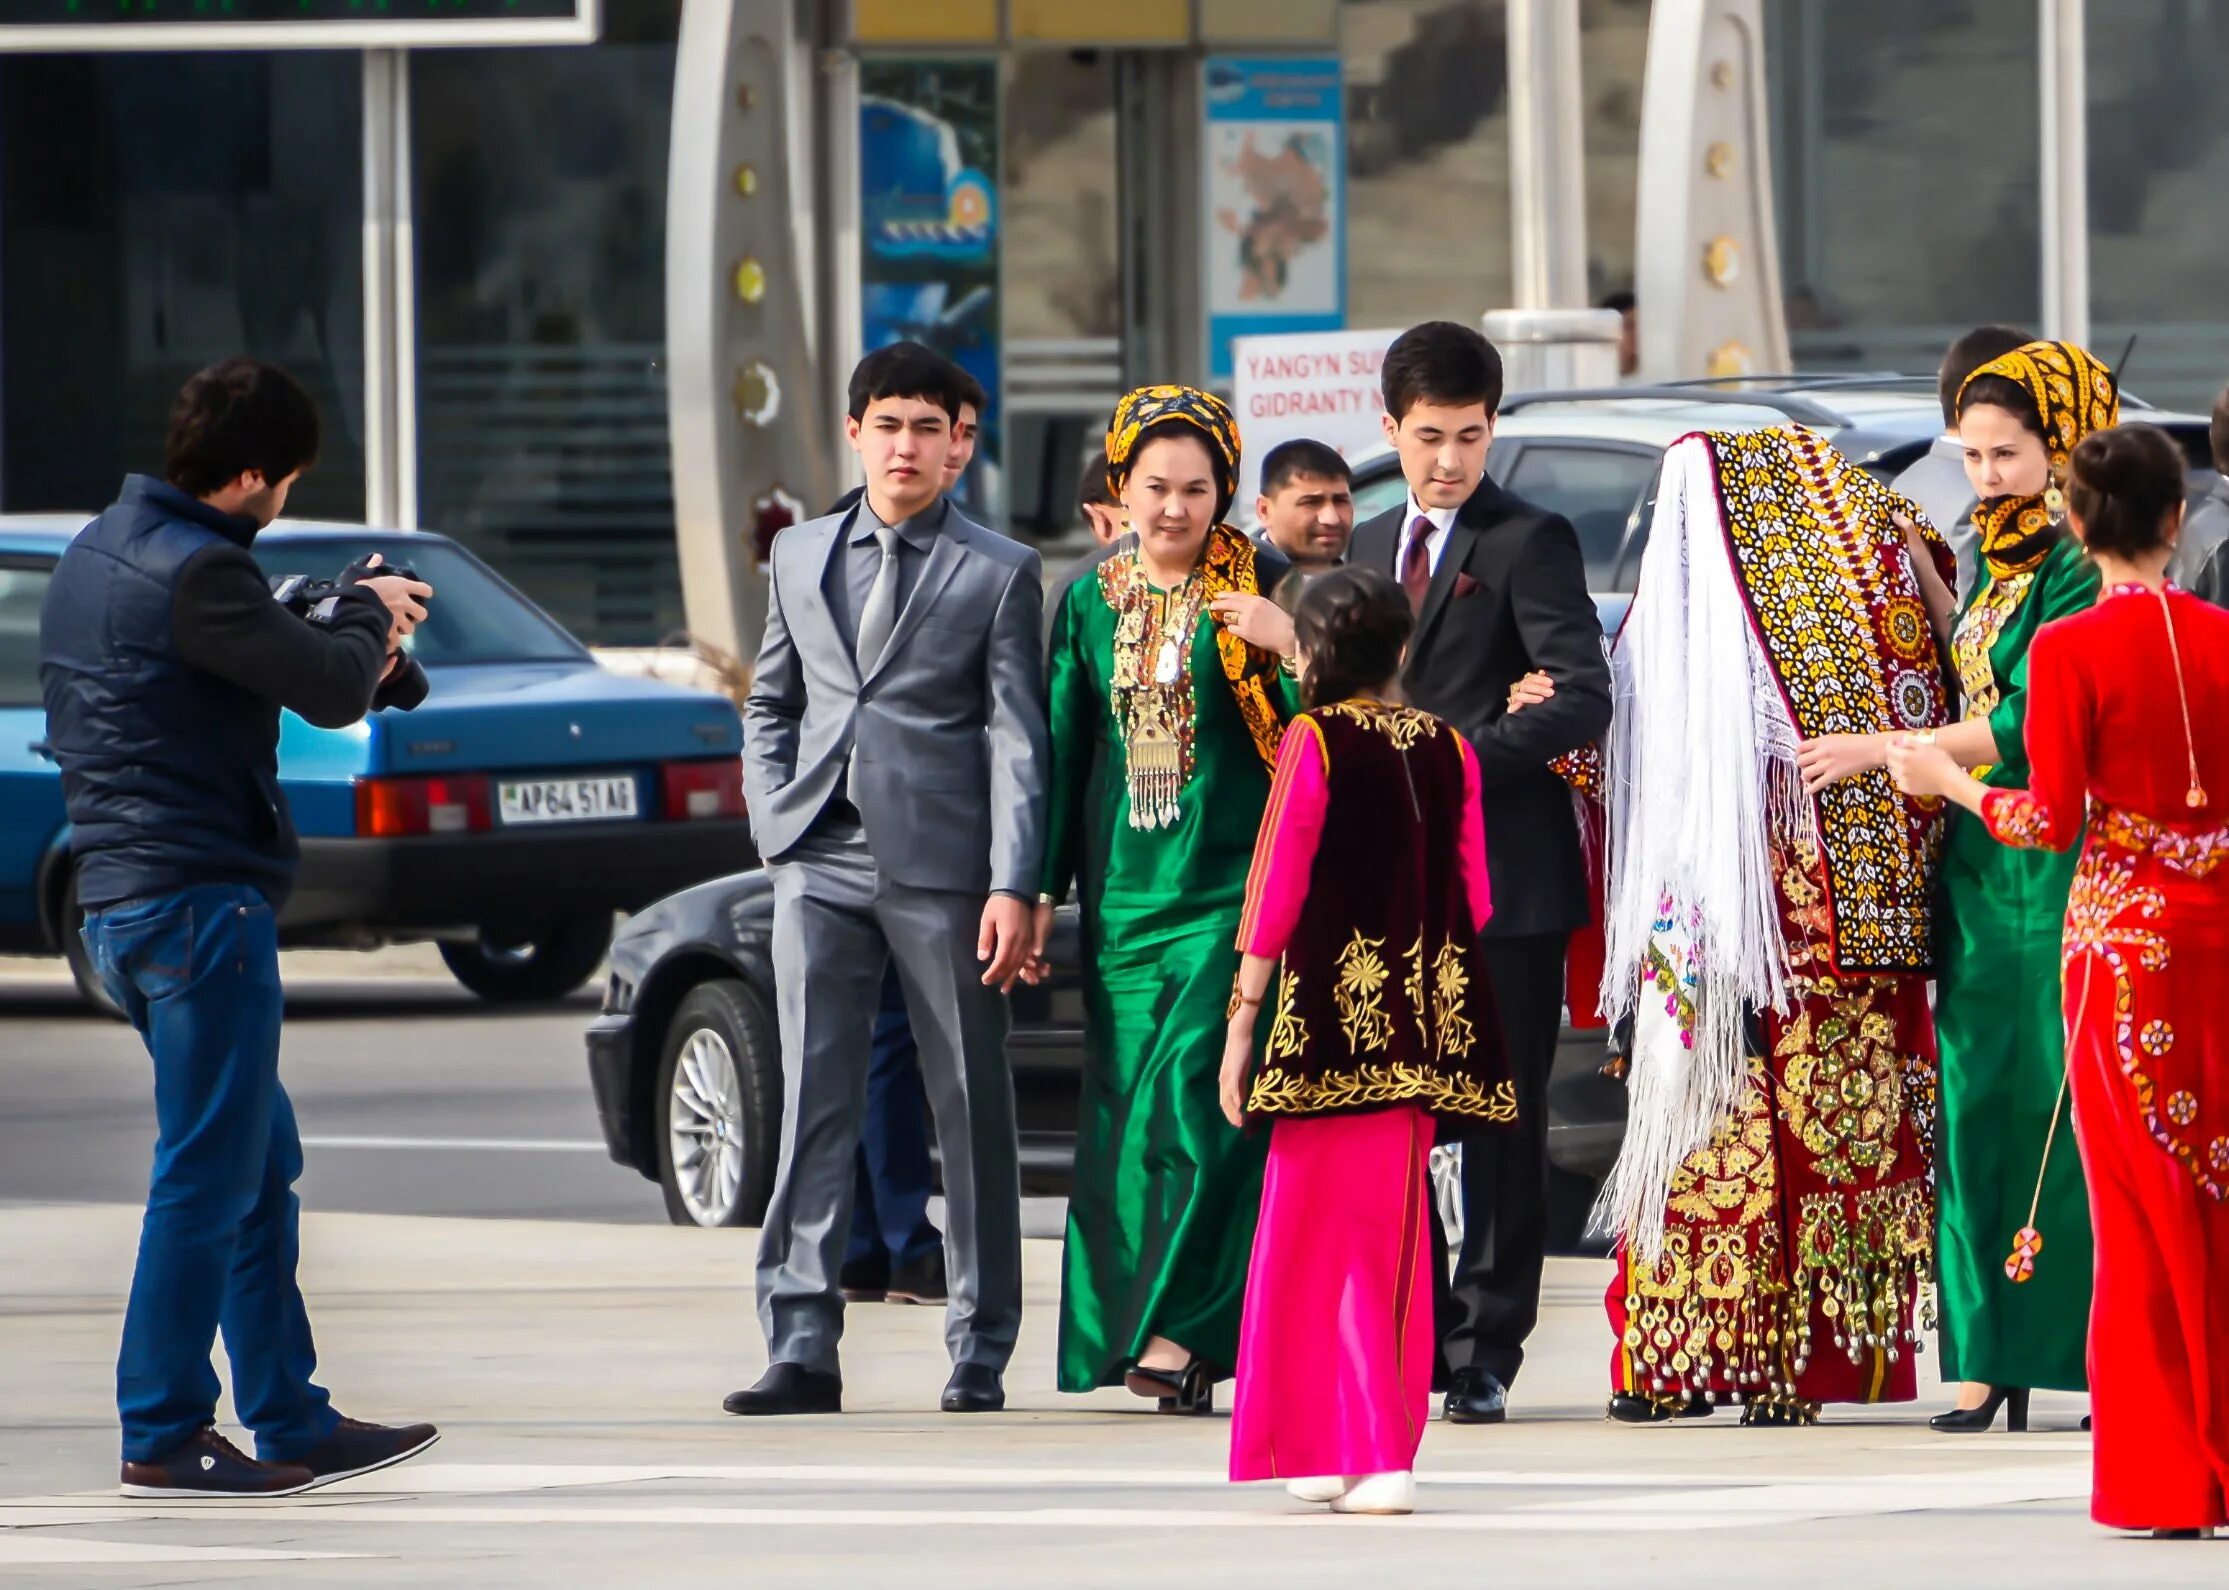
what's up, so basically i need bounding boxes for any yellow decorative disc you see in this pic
[1705,140,1735,179]
[1703,236,1742,287]
[733,163,758,198]
[733,257,767,305]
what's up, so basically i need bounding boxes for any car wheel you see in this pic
[438,913,613,1003]
[59,868,125,1022]
[655,979,781,1228]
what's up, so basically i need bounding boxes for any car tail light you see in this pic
[661,757,745,821]
[355,774,493,838]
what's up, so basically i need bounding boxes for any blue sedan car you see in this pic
[0,517,754,1007]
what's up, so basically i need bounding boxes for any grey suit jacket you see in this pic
[744,503,1049,897]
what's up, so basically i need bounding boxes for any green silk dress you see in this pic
[1934,535,2098,1392]
[1040,555,1299,1392]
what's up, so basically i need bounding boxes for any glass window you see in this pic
[1502,442,1656,586]
[1342,0,1514,327]
[1581,0,1648,305]
[1766,0,2041,375]
[2087,3,2229,414]
[0,559,53,707]
[251,538,584,667]
[411,0,683,648]
[1347,455,1411,523]
[0,53,365,519]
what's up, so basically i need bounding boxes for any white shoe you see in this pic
[1285,1475,1346,1504]
[1330,1471,1416,1515]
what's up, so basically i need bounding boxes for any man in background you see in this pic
[1251,438,1354,574]
[1599,290,1639,379]
[1077,448,1122,546]
[2175,379,2229,605]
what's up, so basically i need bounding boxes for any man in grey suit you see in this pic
[726,343,1048,1417]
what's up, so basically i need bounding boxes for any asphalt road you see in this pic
[0,960,659,1225]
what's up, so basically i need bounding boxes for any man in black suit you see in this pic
[1349,321,1611,1425]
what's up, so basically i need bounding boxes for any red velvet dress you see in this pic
[1977,584,2229,1533]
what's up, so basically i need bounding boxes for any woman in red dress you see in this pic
[1890,422,2229,1540]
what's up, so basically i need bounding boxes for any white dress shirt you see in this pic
[1395,495,1462,579]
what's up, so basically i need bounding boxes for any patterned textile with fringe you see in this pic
[1597,427,1952,1265]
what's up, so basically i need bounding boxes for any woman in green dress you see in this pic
[1033,385,1302,1412]
[1799,339,2115,1430]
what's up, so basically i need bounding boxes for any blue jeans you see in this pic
[845,965,941,1271]
[83,883,337,1464]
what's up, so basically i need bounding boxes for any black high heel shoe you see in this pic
[1929,1386,2029,1433]
[1124,1357,1213,1415]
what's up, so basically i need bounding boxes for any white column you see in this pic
[1506,0,1590,309]
[361,50,418,530]
[2038,0,2089,347]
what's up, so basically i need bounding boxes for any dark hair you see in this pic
[1381,321,1504,422]
[1956,372,2046,440]
[1076,448,1117,511]
[953,367,988,419]
[1259,438,1352,497]
[847,341,966,422]
[1598,289,1637,314]
[2067,423,2185,560]
[1293,566,1412,708]
[1128,417,1235,525]
[1939,324,2034,429]
[164,358,321,498]
[2210,379,2229,476]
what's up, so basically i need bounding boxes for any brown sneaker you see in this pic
[119,1427,314,1498]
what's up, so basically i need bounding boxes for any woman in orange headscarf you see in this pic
[1035,386,1301,1411]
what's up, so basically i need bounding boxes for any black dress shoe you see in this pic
[941,1363,1005,1413]
[887,1248,948,1306]
[839,1256,889,1303]
[1606,1392,1714,1424]
[723,1363,842,1416]
[1444,1368,1509,1425]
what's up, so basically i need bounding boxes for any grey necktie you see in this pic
[855,522,900,672]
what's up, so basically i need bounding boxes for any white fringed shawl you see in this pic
[1594,434,1815,1261]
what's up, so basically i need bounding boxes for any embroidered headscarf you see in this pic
[1106,384,1242,526]
[1957,340,2119,581]
[1099,384,1284,773]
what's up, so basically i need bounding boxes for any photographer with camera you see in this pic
[39,358,440,1498]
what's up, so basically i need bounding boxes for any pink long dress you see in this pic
[1228,711,1492,1484]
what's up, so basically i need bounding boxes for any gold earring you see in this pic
[2044,485,2066,525]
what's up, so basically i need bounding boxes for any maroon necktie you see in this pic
[1400,515,1434,612]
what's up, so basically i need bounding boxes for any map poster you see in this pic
[1202,55,1345,385]
[858,58,1001,516]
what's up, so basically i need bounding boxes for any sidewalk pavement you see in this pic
[0,1205,2199,1588]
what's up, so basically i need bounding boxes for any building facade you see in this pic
[1,0,2222,647]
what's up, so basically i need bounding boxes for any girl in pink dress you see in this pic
[1219,567,1512,1515]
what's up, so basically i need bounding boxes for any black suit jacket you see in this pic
[1351,477,1611,938]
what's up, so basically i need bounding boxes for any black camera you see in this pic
[270,558,430,711]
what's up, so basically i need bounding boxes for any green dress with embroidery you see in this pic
[1934,535,2098,1392]
[1040,540,1300,1392]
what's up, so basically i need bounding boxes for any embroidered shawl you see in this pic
[1597,426,1955,1257]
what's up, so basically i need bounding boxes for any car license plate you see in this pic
[497,776,639,826]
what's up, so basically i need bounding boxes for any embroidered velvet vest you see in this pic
[1248,701,1517,1124]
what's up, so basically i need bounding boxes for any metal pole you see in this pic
[1506,0,1589,309]
[2038,0,2089,347]
[361,50,398,527]
[361,49,419,529]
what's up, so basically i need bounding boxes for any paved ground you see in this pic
[3,957,2216,1584]
[4,1203,2211,1587]
[0,958,649,1224]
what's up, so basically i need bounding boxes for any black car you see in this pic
[586,868,1626,1249]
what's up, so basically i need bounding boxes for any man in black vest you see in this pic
[1349,322,1611,1424]
[40,359,439,1498]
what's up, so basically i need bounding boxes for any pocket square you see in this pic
[1452,571,1482,598]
